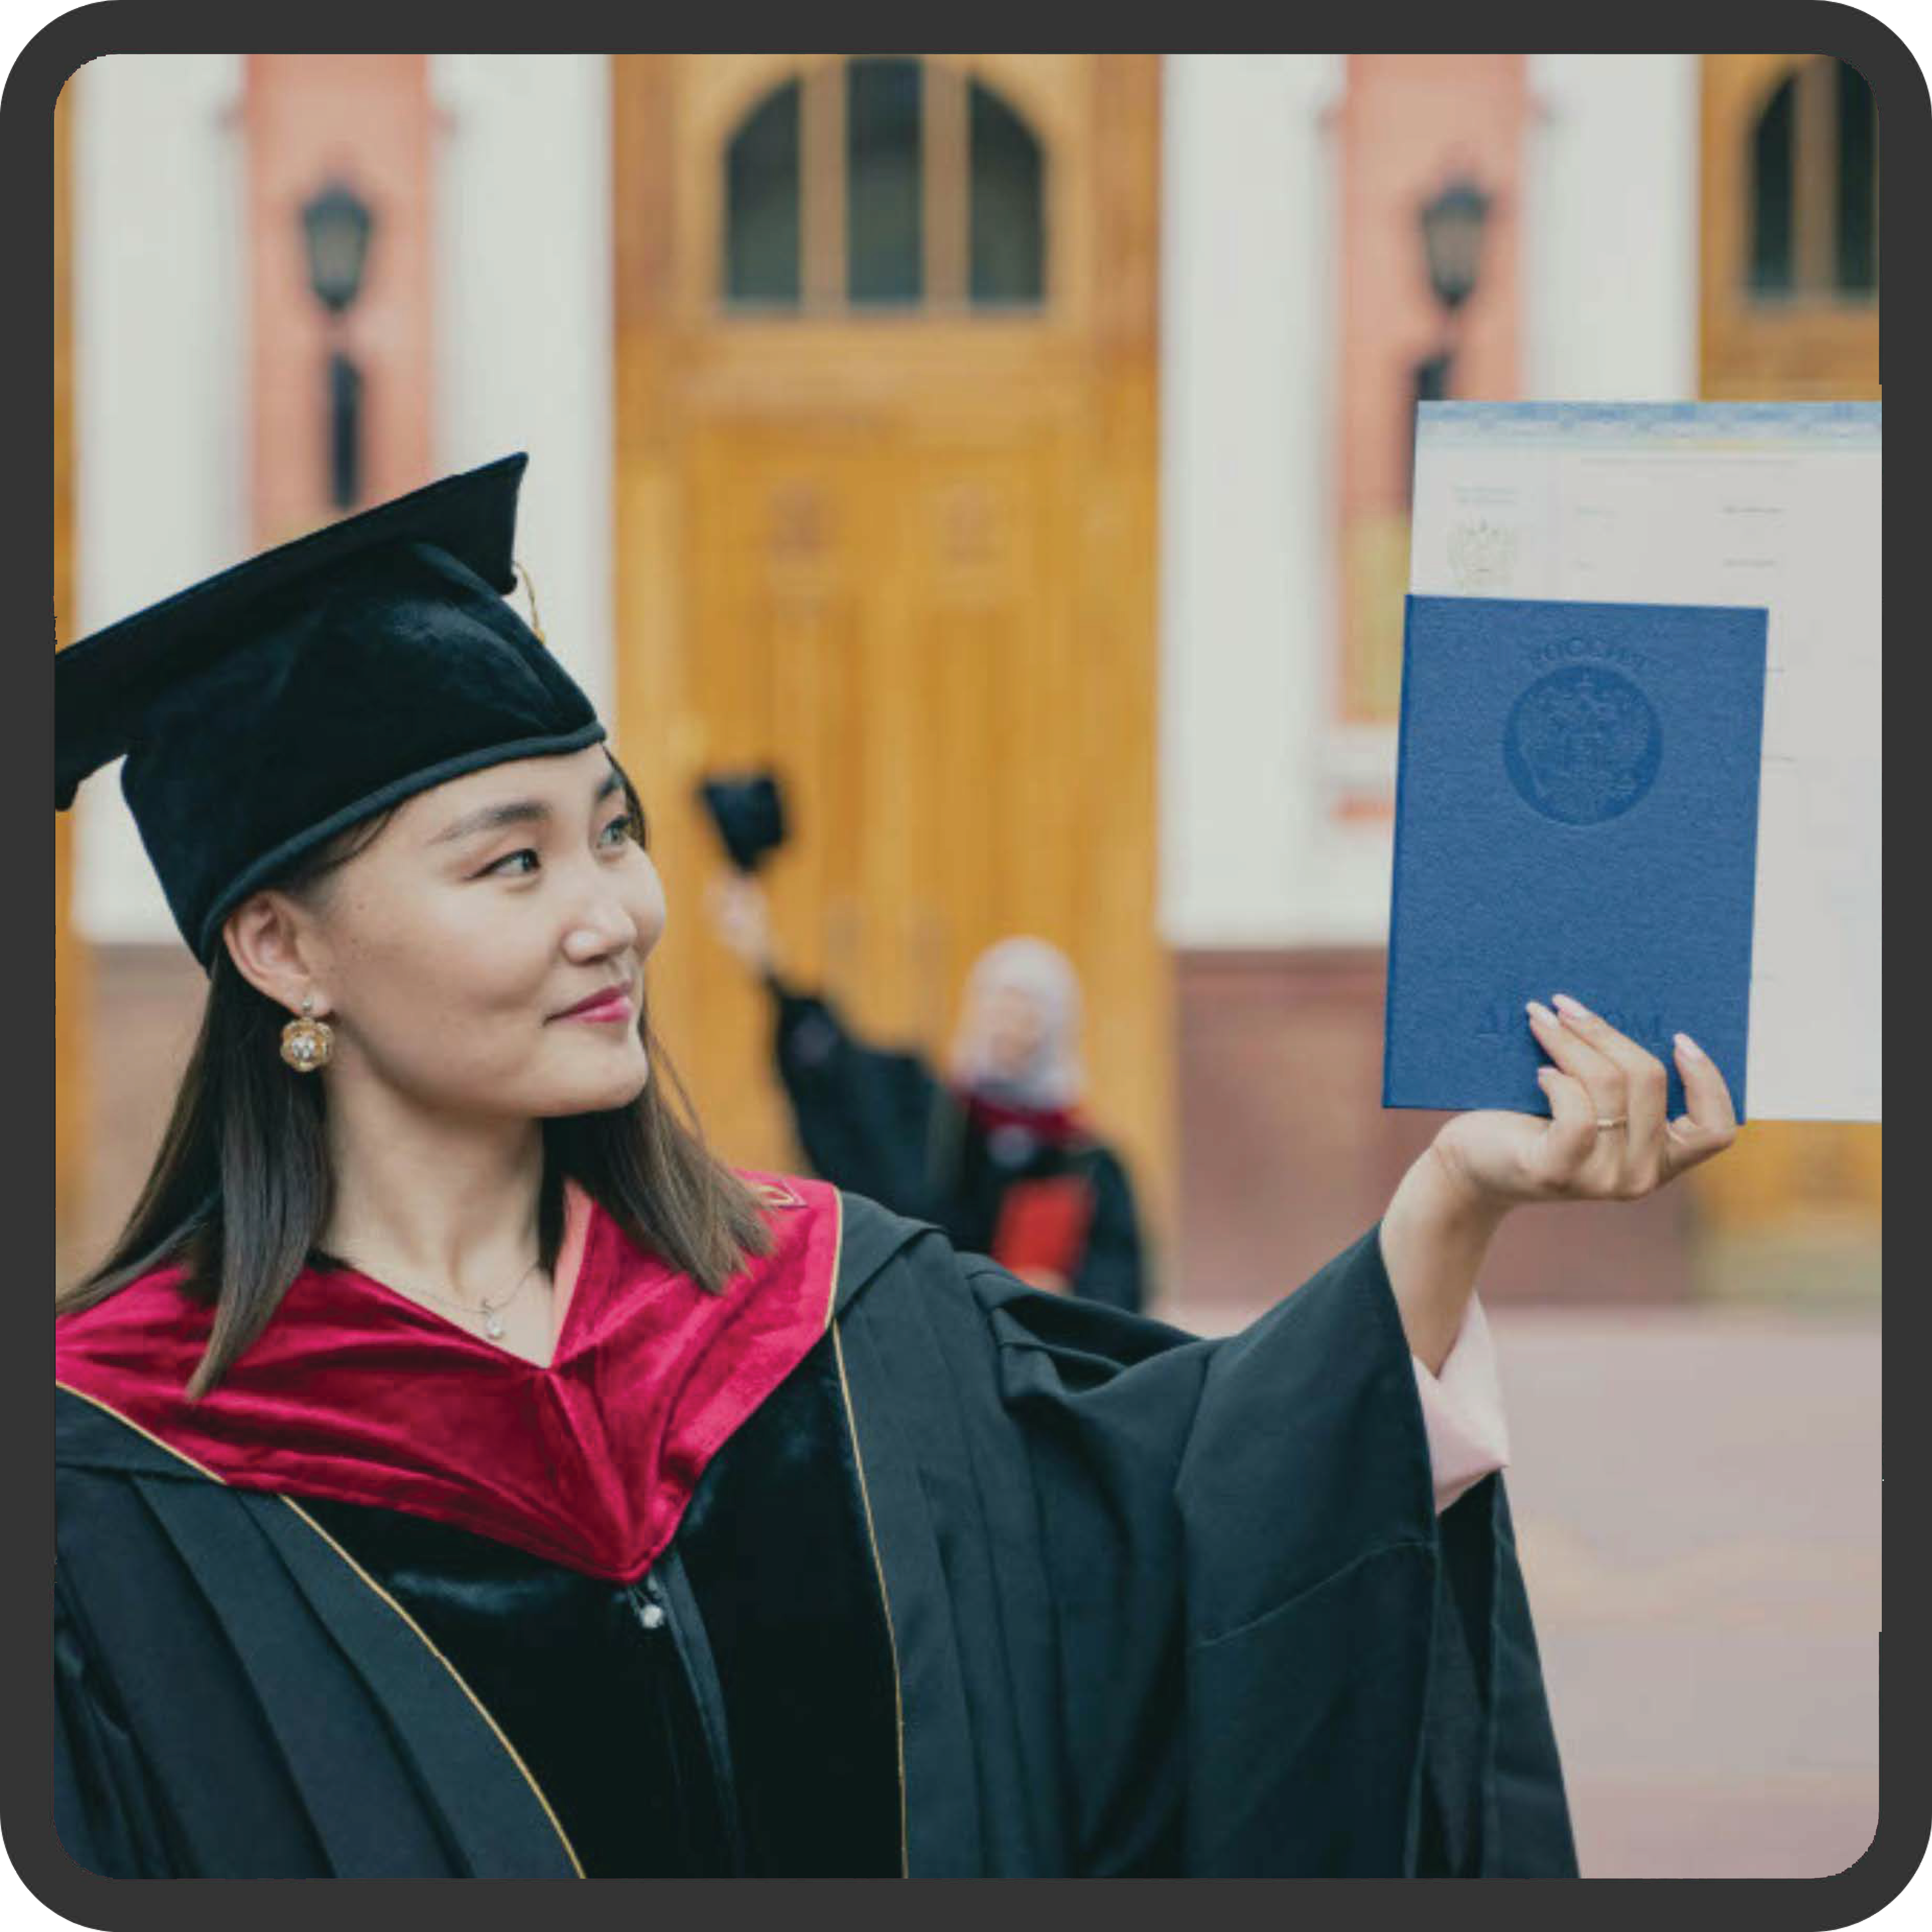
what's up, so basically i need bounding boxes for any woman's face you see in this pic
[261,746,665,1122]
[980,983,1051,1083]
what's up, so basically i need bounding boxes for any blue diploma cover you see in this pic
[1383,595,1768,1121]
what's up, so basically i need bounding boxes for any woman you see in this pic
[710,878,1147,1310]
[54,457,1737,1878]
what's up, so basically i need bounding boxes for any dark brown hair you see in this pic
[55,756,771,1397]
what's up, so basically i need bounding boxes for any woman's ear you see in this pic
[222,892,330,1015]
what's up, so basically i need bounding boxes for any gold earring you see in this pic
[280,993,334,1073]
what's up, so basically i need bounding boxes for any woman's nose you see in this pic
[563,889,641,960]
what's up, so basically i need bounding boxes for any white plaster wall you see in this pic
[72,54,247,944]
[428,55,615,719]
[1524,54,1700,401]
[1158,53,1704,950]
[1159,54,1344,949]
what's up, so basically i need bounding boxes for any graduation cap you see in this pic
[55,454,606,971]
[696,770,788,874]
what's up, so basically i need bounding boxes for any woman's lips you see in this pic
[555,992,635,1025]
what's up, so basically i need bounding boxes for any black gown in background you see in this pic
[54,1194,1576,1878]
[767,976,1147,1313]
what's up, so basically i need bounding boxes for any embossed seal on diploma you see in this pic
[1503,665,1662,825]
[1446,517,1518,591]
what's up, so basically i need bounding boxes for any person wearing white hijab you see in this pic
[946,936,1086,1112]
[710,878,1146,1309]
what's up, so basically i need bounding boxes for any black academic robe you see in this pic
[54,1195,1576,1878]
[768,978,1147,1313]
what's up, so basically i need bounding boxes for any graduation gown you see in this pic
[768,976,1147,1313]
[53,1182,1576,1878]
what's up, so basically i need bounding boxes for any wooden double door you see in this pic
[612,56,1168,1231]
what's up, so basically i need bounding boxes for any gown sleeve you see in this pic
[54,1568,178,1877]
[1066,1146,1147,1315]
[847,1221,1576,1876]
[766,975,948,1220]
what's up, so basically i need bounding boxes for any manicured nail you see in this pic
[1526,1000,1555,1026]
[1552,993,1594,1023]
[1673,1031,1707,1061]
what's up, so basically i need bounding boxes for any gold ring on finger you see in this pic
[1594,1115,1628,1132]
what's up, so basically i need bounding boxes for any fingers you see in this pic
[1549,993,1670,1184]
[1531,1065,1599,1187]
[1663,1031,1740,1174]
[1526,1000,1626,1127]
[1527,996,1739,1196]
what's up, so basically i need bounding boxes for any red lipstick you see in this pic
[553,986,636,1024]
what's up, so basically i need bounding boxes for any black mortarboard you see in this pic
[55,454,606,971]
[696,770,788,874]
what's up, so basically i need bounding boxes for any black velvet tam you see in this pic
[54,454,606,970]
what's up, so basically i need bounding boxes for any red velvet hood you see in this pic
[55,1174,841,1584]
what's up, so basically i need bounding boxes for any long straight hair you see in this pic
[55,760,771,1396]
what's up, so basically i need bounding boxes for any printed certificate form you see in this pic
[1409,402,1881,1123]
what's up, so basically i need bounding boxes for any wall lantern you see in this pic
[1418,175,1492,318]
[299,181,375,508]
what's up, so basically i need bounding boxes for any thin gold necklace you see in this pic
[358,1257,547,1340]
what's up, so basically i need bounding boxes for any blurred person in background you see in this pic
[709,873,1146,1312]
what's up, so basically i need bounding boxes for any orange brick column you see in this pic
[245,55,435,546]
[1335,55,1527,740]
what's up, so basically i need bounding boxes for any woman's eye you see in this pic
[483,816,634,878]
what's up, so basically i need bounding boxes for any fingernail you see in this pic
[1526,1000,1554,1025]
[1552,993,1594,1023]
[1674,1031,1707,1061]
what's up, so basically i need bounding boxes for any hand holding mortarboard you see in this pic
[698,772,789,980]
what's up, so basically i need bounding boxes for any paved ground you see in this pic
[1494,1305,1880,1878]
[1175,1292,1882,1878]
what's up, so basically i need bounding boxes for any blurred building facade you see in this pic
[54,54,1880,1312]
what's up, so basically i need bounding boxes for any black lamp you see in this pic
[299,182,375,509]
[300,182,374,315]
[1418,176,1492,317]
[1407,175,1492,507]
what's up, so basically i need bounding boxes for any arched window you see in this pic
[721,59,1047,314]
[1749,73,1795,293]
[970,80,1044,305]
[725,80,802,305]
[1748,56,1877,299]
[1836,58,1878,292]
[847,57,924,304]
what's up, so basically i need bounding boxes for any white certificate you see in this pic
[1409,402,1880,1123]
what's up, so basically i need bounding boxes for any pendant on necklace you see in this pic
[485,1313,506,1339]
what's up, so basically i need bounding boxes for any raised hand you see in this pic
[706,874,777,976]
[1381,996,1739,1371]
[1432,994,1739,1212]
